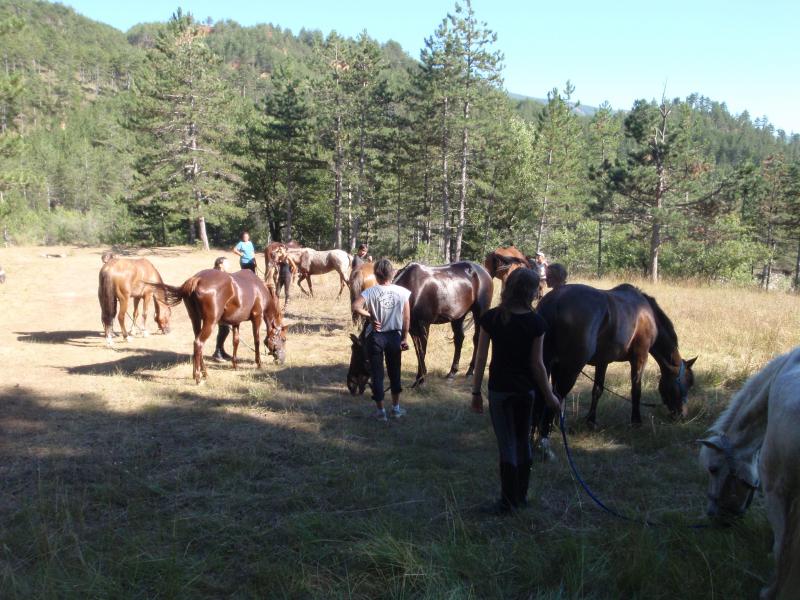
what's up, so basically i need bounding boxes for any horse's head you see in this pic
[265,318,287,364]
[658,356,697,417]
[347,332,371,396]
[155,302,172,334]
[269,245,287,265]
[698,432,759,521]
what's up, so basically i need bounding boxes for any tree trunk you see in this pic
[333,115,343,248]
[197,214,209,251]
[536,149,552,252]
[286,174,294,242]
[597,220,603,278]
[441,96,450,262]
[649,221,660,282]
[794,237,800,293]
[454,99,469,262]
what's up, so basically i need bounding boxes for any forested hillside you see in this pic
[1,0,798,287]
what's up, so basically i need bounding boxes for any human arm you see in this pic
[232,242,243,257]
[470,326,491,414]
[287,256,298,275]
[400,298,410,350]
[352,295,371,319]
[530,335,563,413]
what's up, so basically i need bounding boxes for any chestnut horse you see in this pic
[483,245,531,286]
[98,257,172,345]
[537,283,697,425]
[156,269,287,383]
[348,262,376,325]
[396,261,493,386]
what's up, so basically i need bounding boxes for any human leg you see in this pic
[512,392,535,506]
[383,332,404,414]
[368,333,387,411]
[487,391,520,513]
[212,324,232,361]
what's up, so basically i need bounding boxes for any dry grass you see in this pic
[0,246,798,598]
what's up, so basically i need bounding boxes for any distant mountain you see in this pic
[508,92,598,118]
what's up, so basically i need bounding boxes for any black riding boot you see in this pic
[516,461,532,508]
[212,325,232,361]
[481,462,518,515]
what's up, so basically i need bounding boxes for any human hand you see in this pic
[470,392,484,414]
[372,319,382,331]
[400,340,409,351]
[546,390,563,414]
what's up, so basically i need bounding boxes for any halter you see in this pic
[710,432,759,512]
[676,360,689,406]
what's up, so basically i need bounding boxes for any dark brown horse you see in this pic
[483,246,531,286]
[347,261,493,394]
[396,261,493,386]
[98,257,172,345]
[537,283,697,425]
[157,269,286,383]
[348,262,377,325]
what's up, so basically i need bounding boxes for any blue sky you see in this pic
[64,0,800,133]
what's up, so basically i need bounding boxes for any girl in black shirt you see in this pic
[471,268,562,514]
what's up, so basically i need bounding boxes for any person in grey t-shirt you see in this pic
[352,258,411,421]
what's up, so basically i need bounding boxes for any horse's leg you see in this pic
[140,293,151,337]
[336,268,347,299]
[447,317,465,379]
[118,294,130,342]
[297,272,310,296]
[629,354,648,425]
[307,274,314,298]
[132,297,142,336]
[184,299,203,383]
[466,308,481,377]
[196,320,215,382]
[252,315,262,368]
[410,324,429,387]
[586,363,608,427]
[231,325,240,370]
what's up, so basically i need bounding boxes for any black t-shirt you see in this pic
[479,307,548,393]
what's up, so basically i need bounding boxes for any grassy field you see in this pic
[1,245,799,599]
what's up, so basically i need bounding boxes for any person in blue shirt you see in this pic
[232,231,257,273]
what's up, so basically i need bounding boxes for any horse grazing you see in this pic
[348,262,376,325]
[699,347,800,600]
[483,245,531,285]
[537,283,696,425]
[396,261,493,386]
[98,257,172,345]
[157,269,287,383]
[289,247,351,298]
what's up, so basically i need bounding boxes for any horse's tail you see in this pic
[147,277,199,307]
[98,268,117,328]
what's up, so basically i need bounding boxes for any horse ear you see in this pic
[697,434,724,451]
[686,356,698,368]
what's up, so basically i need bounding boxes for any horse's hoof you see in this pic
[446,372,457,380]
[142,330,150,338]
[123,337,130,343]
[196,379,205,386]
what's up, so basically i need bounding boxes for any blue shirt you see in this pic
[235,240,255,264]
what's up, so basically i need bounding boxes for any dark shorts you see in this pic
[241,261,256,273]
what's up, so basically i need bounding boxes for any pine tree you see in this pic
[128,10,235,248]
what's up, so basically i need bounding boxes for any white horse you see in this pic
[287,248,351,298]
[698,346,800,600]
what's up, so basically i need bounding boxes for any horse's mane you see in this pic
[641,290,678,348]
[392,262,417,284]
[711,349,798,434]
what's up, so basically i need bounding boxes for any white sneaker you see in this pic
[390,406,407,418]
[537,438,556,462]
[371,409,388,422]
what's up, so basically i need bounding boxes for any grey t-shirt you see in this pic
[361,284,411,333]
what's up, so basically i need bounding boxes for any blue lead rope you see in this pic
[558,411,709,530]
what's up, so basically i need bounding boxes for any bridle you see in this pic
[708,432,759,513]
[676,360,689,406]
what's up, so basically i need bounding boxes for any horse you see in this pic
[288,247,351,298]
[699,347,800,600]
[347,262,493,393]
[536,283,697,425]
[156,269,287,384]
[483,245,531,286]
[348,262,376,325]
[98,257,172,346]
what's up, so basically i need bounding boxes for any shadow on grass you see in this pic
[17,329,102,345]
[64,348,189,376]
